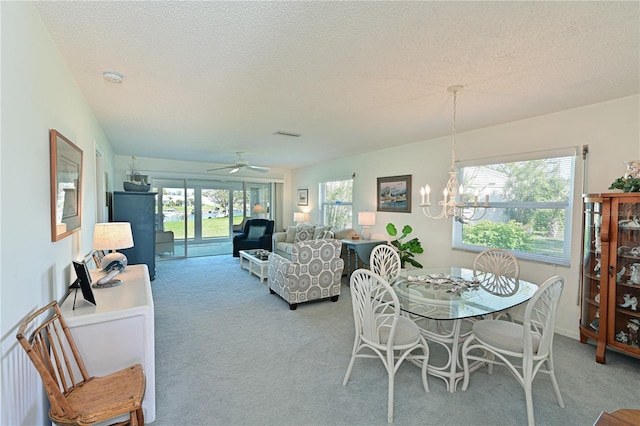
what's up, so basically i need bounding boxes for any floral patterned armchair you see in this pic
[267,239,344,310]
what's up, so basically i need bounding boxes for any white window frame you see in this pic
[319,178,353,228]
[453,147,578,266]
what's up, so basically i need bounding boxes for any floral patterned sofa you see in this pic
[267,239,344,310]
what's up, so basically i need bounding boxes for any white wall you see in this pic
[292,95,640,339]
[1,3,114,425]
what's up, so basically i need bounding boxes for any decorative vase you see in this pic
[123,181,151,192]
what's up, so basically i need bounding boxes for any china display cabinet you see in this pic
[580,193,640,363]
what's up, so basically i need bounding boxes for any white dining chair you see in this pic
[343,269,429,423]
[473,248,520,296]
[370,244,402,284]
[461,275,565,426]
[473,248,521,321]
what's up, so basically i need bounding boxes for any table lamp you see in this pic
[358,211,376,240]
[252,203,265,218]
[294,212,306,225]
[92,222,134,287]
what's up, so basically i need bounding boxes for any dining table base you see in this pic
[395,266,538,392]
[410,317,488,392]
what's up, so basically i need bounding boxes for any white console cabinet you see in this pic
[60,264,156,422]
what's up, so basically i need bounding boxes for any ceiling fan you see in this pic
[206,152,270,174]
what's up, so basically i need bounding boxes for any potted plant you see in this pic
[386,223,424,269]
[609,160,640,192]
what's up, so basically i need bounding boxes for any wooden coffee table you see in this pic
[238,249,270,282]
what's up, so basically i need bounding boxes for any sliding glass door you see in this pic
[152,178,272,259]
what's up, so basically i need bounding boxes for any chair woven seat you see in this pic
[59,365,145,425]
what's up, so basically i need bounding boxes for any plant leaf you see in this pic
[386,223,398,237]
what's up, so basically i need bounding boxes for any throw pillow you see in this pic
[333,228,355,240]
[285,226,297,243]
[316,229,334,239]
[312,226,332,239]
[294,225,316,243]
[247,225,267,239]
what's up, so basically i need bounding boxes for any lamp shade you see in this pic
[358,211,376,226]
[93,222,134,251]
[293,212,306,223]
[252,203,265,214]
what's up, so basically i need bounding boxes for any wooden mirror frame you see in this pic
[50,129,83,242]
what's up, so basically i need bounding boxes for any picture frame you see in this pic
[377,175,412,213]
[71,260,96,307]
[50,129,83,242]
[297,189,309,206]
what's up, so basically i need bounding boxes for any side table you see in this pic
[341,239,387,278]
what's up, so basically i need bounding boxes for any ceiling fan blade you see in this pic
[206,165,236,172]
[229,167,241,174]
[247,165,269,173]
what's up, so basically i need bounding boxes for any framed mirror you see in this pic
[50,129,83,242]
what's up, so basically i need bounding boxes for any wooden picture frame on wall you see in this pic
[376,175,412,213]
[297,189,309,206]
[50,129,83,242]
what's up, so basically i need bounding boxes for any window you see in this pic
[320,179,353,229]
[453,150,576,265]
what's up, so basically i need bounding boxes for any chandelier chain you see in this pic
[450,88,457,173]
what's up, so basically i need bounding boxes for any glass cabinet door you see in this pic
[580,198,603,336]
[610,198,640,350]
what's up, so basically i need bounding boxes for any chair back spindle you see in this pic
[370,244,402,284]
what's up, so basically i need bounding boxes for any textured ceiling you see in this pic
[33,1,640,171]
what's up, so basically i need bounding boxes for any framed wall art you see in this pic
[297,189,309,206]
[50,129,83,242]
[377,175,411,213]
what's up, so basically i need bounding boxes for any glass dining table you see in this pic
[394,266,538,392]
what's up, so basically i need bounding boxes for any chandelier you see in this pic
[419,85,489,223]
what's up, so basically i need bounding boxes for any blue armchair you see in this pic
[232,219,275,257]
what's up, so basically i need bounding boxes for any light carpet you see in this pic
[151,256,639,425]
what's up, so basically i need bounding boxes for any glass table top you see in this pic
[394,266,538,321]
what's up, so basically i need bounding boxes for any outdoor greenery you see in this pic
[491,159,568,237]
[386,223,424,269]
[461,158,571,257]
[463,221,531,251]
[163,216,242,239]
[322,180,353,228]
